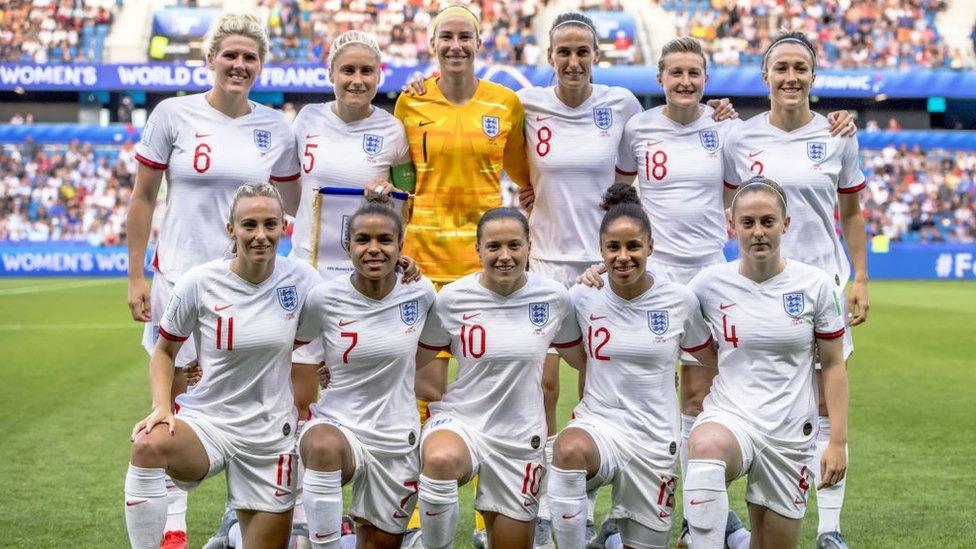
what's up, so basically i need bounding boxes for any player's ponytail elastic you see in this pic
[599,183,651,238]
[344,196,405,248]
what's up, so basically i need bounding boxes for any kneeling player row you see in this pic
[124,180,847,549]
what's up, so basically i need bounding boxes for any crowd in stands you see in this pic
[258,0,544,65]
[669,0,956,69]
[0,0,117,63]
[0,138,132,244]
[862,144,975,243]
[2,133,973,245]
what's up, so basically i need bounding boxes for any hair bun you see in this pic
[600,182,640,212]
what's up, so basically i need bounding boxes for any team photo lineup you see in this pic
[1,1,973,548]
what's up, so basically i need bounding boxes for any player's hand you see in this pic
[364,178,395,201]
[184,362,202,386]
[519,185,535,213]
[827,110,858,137]
[401,70,435,96]
[818,441,847,489]
[131,405,176,441]
[707,98,738,121]
[847,279,869,326]
[577,263,607,287]
[398,255,422,283]
[316,362,332,389]
[127,277,152,322]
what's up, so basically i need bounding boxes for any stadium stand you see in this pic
[0,0,118,63]
[666,0,952,68]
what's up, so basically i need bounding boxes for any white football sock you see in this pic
[548,467,588,549]
[587,488,597,522]
[814,416,846,534]
[304,468,343,548]
[163,474,187,533]
[124,464,168,549]
[536,434,557,522]
[727,527,751,549]
[680,413,696,477]
[418,474,459,549]
[683,459,728,549]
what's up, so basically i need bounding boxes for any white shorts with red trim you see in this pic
[173,413,297,513]
[693,409,815,520]
[141,274,197,369]
[421,414,546,522]
[567,418,678,533]
[299,419,420,534]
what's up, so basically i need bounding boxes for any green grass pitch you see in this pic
[0,278,973,547]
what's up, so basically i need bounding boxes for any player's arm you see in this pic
[555,341,586,372]
[274,179,301,217]
[415,345,444,374]
[688,341,718,369]
[126,164,165,322]
[131,336,182,439]
[838,190,869,325]
[503,101,531,187]
[816,335,848,489]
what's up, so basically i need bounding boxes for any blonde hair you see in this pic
[328,30,382,68]
[430,5,480,38]
[228,183,284,224]
[657,36,707,75]
[205,12,269,63]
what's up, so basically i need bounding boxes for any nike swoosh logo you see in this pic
[658,511,671,519]
[125,500,145,507]
[536,115,552,121]
[719,303,735,310]
[690,498,716,505]
[425,510,447,517]
[195,132,212,138]
[561,511,581,519]
[214,304,233,312]
[462,312,480,321]
[306,134,320,139]
[393,511,409,519]
[748,150,763,158]
[644,139,662,147]
[338,320,357,327]
[589,314,606,321]
[419,120,434,127]
[315,531,338,539]
[794,496,805,505]
[275,489,291,497]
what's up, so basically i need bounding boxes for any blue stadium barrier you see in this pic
[721,241,976,280]
[2,240,973,279]
[3,123,973,151]
[0,123,140,144]
[1,62,974,98]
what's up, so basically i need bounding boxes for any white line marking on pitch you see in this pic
[0,323,138,331]
[0,279,122,296]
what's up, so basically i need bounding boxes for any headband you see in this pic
[730,180,787,211]
[762,36,817,68]
[550,18,596,36]
[328,38,380,66]
[431,6,480,37]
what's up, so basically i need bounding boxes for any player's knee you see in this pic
[130,431,166,467]
[300,426,346,470]
[421,445,467,479]
[552,430,592,470]
[687,428,735,462]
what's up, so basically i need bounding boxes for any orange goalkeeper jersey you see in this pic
[395,78,529,284]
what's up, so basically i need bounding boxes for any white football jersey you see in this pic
[135,93,299,283]
[723,112,865,285]
[616,105,741,266]
[296,275,436,455]
[569,276,712,459]
[518,84,642,262]
[420,273,582,452]
[290,103,411,278]
[160,256,321,451]
[688,260,846,444]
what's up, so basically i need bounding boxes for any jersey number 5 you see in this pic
[302,143,318,174]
